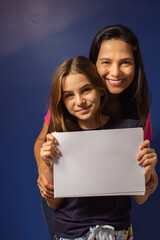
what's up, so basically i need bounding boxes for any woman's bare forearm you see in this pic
[34,122,48,172]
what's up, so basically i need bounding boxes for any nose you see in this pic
[110,63,120,78]
[75,94,84,106]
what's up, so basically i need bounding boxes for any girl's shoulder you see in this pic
[103,117,142,130]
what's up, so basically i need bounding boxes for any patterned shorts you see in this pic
[54,224,133,240]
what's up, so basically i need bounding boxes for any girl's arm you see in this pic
[133,169,158,204]
[34,123,56,199]
[47,198,63,210]
[38,133,62,209]
[133,140,158,204]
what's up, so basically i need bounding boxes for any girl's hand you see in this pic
[137,140,157,183]
[40,134,60,167]
[145,168,158,196]
[133,141,158,204]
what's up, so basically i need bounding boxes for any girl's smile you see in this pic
[75,104,92,113]
[96,39,135,94]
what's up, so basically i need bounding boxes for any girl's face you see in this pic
[96,39,135,95]
[62,73,102,129]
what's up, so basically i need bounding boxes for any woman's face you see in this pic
[96,39,135,95]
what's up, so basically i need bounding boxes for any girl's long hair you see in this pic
[48,56,108,133]
[89,24,151,127]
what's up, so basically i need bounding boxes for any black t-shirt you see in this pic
[53,118,142,238]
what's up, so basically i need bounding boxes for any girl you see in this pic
[40,56,157,240]
[34,25,158,239]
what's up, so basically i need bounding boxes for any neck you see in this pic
[106,93,122,117]
[78,114,110,130]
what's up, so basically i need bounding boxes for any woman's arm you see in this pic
[40,165,63,210]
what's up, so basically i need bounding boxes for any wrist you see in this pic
[38,159,48,174]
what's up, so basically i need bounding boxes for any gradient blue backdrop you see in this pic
[1,0,160,239]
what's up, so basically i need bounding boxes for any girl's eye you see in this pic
[64,93,73,99]
[82,88,91,94]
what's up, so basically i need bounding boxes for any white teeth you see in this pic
[108,79,123,84]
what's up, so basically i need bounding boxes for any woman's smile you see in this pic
[106,78,125,86]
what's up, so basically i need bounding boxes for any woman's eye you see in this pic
[121,61,131,66]
[102,61,110,65]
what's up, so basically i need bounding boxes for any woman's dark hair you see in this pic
[48,56,108,133]
[89,24,151,127]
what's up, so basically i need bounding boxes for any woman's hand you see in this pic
[37,163,54,199]
[40,134,60,167]
[37,164,63,209]
[136,140,157,184]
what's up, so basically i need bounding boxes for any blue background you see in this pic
[1,0,160,239]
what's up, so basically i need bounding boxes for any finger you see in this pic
[44,150,55,159]
[47,133,58,144]
[41,149,55,158]
[38,179,54,192]
[49,145,60,159]
[137,153,157,167]
[37,176,54,192]
[41,141,56,151]
[38,182,54,199]
[41,189,54,199]
[139,140,150,150]
[52,146,60,156]
[43,189,54,199]
[136,147,155,161]
[44,158,54,167]
[40,188,54,199]
[41,144,60,159]
[41,142,55,149]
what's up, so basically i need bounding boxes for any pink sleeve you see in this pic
[44,109,50,126]
[144,112,152,140]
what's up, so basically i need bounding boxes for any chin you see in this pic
[109,89,124,95]
[106,83,127,95]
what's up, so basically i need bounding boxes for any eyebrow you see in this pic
[99,57,134,61]
[120,57,134,61]
[63,83,92,94]
[81,83,92,89]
